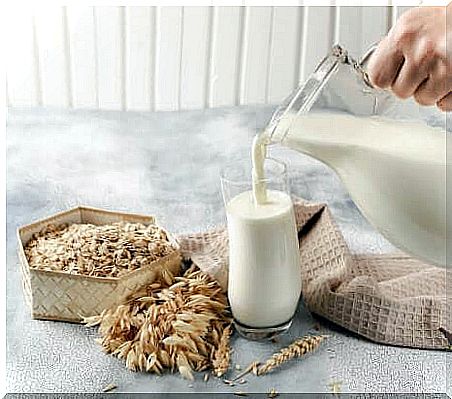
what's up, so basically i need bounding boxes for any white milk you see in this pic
[251,133,270,205]
[226,189,301,328]
[272,112,448,266]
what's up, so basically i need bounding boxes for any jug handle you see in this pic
[358,43,379,88]
[360,43,378,66]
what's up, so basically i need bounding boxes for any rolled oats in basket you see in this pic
[24,221,175,278]
[18,206,182,322]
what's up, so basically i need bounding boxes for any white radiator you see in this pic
[6,5,414,111]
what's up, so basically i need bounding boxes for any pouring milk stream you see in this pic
[225,44,448,339]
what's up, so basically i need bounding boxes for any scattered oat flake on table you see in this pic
[267,388,279,398]
[328,380,342,394]
[204,373,210,382]
[235,364,242,370]
[102,383,117,393]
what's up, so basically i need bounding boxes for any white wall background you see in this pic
[6,5,414,112]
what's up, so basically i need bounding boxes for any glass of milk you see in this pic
[220,158,301,340]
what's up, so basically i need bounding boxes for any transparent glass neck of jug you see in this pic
[267,44,382,143]
[267,43,448,142]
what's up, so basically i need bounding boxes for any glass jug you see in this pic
[265,44,451,267]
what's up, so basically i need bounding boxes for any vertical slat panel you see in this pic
[95,6,124,110]
[180,7,210,110]
[125,6,154,111]
[337,6,363,56]
[240,6,272,105]
[332,6,340,45]
[34,7,69,107]
[302,6,333,80]
[209,7,241,108]
[361,7,389,52]
[6,8,38,106]
[155,6,183,111]
[395,5,413,19]
[62,7,72,107]
[8,5,416,111]
[388,5,397,29]
[267,6,299,104]
[67,6,97,108]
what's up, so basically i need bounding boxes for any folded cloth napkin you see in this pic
[177,198,451,350]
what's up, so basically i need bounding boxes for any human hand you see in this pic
[367,3,451,111]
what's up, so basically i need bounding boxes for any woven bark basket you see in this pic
[17,206,182,323]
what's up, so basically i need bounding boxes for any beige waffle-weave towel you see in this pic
[178,199,451,350]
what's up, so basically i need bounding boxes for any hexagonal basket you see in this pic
[17,206,182,323]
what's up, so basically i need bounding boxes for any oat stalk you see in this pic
[257,335,327,375]
[84,265,232,380]
[212,324,233,377]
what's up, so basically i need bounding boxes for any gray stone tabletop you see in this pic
[6,106,451,395]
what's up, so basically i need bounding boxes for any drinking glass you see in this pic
[220,157,301,340]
